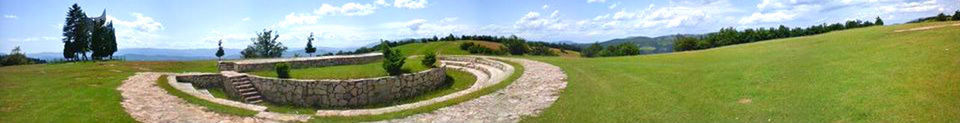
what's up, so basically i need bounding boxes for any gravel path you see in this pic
[379,57,568,123]
[117,72,273,123]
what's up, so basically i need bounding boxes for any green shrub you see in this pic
[275,63,291,78]
[422,52,437,68]
[381,41,406,76]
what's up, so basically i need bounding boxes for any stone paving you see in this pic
[378,57,568,123]
[118,72,275,123]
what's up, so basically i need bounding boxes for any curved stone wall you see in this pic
[247,68,447,107]
[218,53,382,72]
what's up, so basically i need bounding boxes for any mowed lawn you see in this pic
[526,22,960,122]
[248,57,430,80]
[0,60,219,122]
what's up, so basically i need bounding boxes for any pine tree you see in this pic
[62,4,86,61]
[875,17,884,26]
[90,18,108,60]
[215,39,225,60]
[241,29,287,58]
[305,32,317,56]
[105,22,117,59]
[380,40,405,75]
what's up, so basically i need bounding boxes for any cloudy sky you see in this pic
[0,0,957,53]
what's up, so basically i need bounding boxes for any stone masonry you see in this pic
[217,53,382,72]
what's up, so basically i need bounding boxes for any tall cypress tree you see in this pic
[953,10,960,21]
[105,22,117,59]
[215,39,225,60]
[305,32,317,56]
[90,19,108,60]
[62,4,85,61]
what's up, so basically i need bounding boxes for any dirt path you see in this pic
[117,72,273,123]
[379,57,568,123]
[893,22,960,32]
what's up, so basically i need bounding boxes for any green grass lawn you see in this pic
[247,57,429,80]
[392,40,580,57]
[524,22,960,122]
[0,60,218,122]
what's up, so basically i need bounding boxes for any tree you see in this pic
[215,39,225,60]
[380,40,405,75]
[62,3,89,61]
[875,17,884,26]
[90,18,109,60]
[953,10,960,21]
[936,13,948,21]
[305,32,317,56]
[422,52,437,68]
[502,35,528,55]
[1,46,33,66]
[582,42,603,57]
[241,29,287,58]
[673,35,699,51]
[104,22,117,59]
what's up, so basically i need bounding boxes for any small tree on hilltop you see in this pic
[502,35,528,55]
[380,40,406,76]
[305,32,317,56]
[1,46,33,66]
[422,52,437,68]
[241,29,287,58]
[874,17,884,26]
[215,39,224,60]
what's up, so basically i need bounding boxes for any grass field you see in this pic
[247,57,429,80]
[393,40,580,57]
[524,22,960,122]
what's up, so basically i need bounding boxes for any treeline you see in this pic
[675,17,884,51]
[340,34,576,56]
[907,10,960,23]
[1,47,46,67]
[61,3,118,61]
[580,42,640,57]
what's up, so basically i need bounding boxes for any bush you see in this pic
[381,41,406,76]
[422,52,437,68]
[502,36,529,55]
[1,47,33,66]
[274,63,291,79]
[528,44,557,56]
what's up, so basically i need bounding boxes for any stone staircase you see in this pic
[230,76,263,104]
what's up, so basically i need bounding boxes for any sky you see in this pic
[0,0,958,53]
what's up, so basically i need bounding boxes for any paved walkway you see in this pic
[379,57,568,123]
[118,72,275,123]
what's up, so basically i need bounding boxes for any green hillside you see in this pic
[525,22,960,122]
[392,40,581,57]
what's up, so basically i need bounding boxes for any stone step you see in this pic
[235,83,254,88]
[240,91,259,96]
[248,100,262,104]
[244,95,262,101]
[238,88,257,93]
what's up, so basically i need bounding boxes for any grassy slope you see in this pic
[0,60,218,122]
[248,57,429,80]
[393,40,580,57]
[156,75,258,116]
[525,22,960,122]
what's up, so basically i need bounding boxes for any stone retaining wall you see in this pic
[247,68,447,107]
[218,53,383,72]
[175,73,224,89]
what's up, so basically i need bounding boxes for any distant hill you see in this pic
[25,47,350,61]
[572,35,682,54]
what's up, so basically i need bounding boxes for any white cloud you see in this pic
[3,15,16,19]
[6,36,58,42]
[108,13,164,32]
[739,11,799,24]
[515,11,568,30]
[314,3,377,16]
[105,13,166,49]
[608,3,619,9]
[241,17,251,21]
[375,0,391,7]
[394,0,428,9]
[879,0,943,13]
[587,0,606,3]
[277,13,321,27]
[542,5,550,9]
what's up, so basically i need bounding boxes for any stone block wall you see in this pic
[174,73,224,89]
[218,53,382,72]
[247,68,448,107]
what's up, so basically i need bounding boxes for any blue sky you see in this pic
[1,0,957,53]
